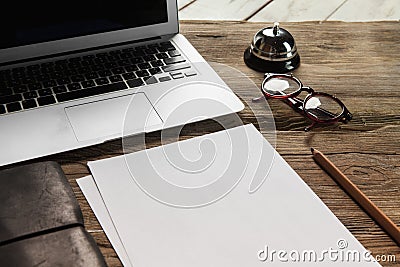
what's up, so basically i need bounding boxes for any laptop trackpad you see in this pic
[65,93,162,142]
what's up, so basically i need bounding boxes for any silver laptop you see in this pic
[0,0,244,167]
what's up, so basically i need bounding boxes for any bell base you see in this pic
[244,47,300,73]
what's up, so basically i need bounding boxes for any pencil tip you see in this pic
[310,147,314,153]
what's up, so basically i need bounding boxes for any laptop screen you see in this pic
[1,0,168,50]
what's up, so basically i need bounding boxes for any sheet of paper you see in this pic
[86,124,380,266]
[77,176,132,267]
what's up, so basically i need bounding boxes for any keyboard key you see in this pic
[127,78,144,88]
[27,64,40,71]
[122,47,134,52]
[144,48,158,55]
[67,83,82,91]
[151,60,164,67]
[185,71,197,77]
[109,49,121,55]
[22,99,37,109]
[0,104,5,114]
[109,75,123,83]
[117,59,131,67]
[56,82,127,102]
[28,83,43,91]
[85,72,99,80]
[158,44,176,52]
[149,67,161,75]
[37,95,56,106]
[53,85,67,93]
[168,50,181,57]
[81,59,94,66]
[95,78,109,85]
[156,53,169,59]
[83,55,95,60]
[164,56,185,65]
[43,80,57,88]
[81,80,96,88]
[65,69,78,76]
[104,62,118,69]
[135,45,146,51]
[0,94,22,104]
[125,65,138,72]
[107,55,120,62]
[0,88,13,97]
[132,50,145,57]
[145,77,158,85]
[71,75,85,82]
[171,73,184,79]
[160,41,174,47]
[120,53,133,59]
[91,64,105,72]
[23,91,38,99]
[122,72,136,80]
[130,57,144,64]
[143,55,156,61]
[69,56,82,62]
[136,70,150,77]
[21,76,36,84]
[138,63,151,70]
[98,70,112,77]
[56,77,71,85]
[162,63,191,73]
[50,72,64,80]
[6,102,22,112]
[38,88,53,96]
[147,43,160,49]
[159,76,171,82]
[68,62,81,69]
[14,85,28,93]
[111,67,125,75]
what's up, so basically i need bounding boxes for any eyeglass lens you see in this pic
[263,75,345,122]
[263,76,300,96]
[304,95,343,121]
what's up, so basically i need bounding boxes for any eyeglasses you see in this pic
[255,73,352,131]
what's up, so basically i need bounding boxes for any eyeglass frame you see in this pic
[259,73,353,131]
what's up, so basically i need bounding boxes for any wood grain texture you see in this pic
[2,21,399,266]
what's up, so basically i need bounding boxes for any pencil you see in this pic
[311,148,400,246]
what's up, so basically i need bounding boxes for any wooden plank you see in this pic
[249,0,346,22]
[328,0,400,21]
[179,0,272,20]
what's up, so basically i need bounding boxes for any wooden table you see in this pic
[19,21,400,266]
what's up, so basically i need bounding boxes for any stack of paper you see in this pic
[78,124,380,266]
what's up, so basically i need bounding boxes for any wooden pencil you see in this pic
[311,148,400,246]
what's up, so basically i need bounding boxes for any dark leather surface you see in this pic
[0,161,84,243]
[0,226,107,267]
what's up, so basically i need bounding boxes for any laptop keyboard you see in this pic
[0,41,196,115]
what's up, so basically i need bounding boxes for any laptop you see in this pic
[0,0,244,167]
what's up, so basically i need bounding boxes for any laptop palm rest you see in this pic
[65,93,163,142]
